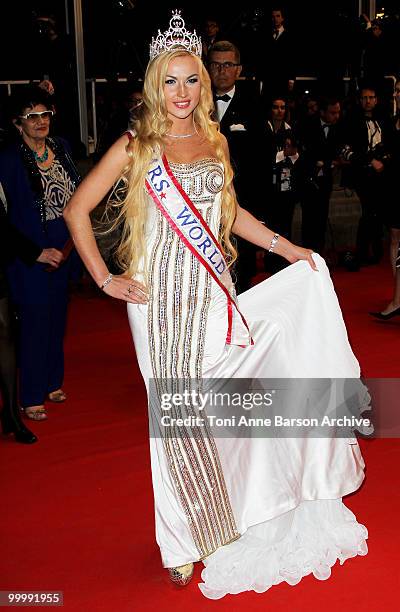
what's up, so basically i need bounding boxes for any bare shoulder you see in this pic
[102,133,132,165]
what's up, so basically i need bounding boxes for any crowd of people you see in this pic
[1,8,400,446]
[205,36,400,305]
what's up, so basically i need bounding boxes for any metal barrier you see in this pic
[0,80,34,96]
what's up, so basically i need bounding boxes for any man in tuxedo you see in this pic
[297,97,343,255]
[341,85,393,265]
[257,7,295,102]
[208,40,264,292]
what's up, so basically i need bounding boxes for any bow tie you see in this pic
[215,94,231,102]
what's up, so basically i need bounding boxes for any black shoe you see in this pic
[13,426,38,444]
[369,306,400,320]
[0,417,38,444]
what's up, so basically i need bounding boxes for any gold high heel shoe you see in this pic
[168,562,194,586]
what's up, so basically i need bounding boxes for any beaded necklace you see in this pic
[33,145,49,163]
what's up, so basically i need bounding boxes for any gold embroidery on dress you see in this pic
[148,160,239,558]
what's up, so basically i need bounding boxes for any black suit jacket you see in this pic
[258,29,295,99]
[214,83,264,215]
[296,115,344,181]
[342,110,394,169]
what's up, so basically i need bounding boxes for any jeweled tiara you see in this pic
[149,10,202,61]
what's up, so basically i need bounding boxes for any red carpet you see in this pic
[1,261,399,611]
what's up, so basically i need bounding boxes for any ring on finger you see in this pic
[128,284,134,294]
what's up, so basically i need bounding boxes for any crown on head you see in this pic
[149,10,202,62]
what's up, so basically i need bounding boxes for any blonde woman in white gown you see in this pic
[64,11,368,600]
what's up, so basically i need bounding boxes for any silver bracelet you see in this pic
[100,273,113,290]
[268,233,280,253]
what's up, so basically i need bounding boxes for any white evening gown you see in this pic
[127,158,368,599]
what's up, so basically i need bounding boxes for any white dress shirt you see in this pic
[216,86,235,122]
[320,119,330,138]
[273,25,284,40]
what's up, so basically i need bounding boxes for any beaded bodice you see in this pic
[140,157,225,286]
[168,158,224,208]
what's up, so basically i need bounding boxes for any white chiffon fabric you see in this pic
[127,160,368,598]
[200,499,368,599]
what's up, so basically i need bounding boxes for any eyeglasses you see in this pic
[19,110,54,121]
[208,61,240,71]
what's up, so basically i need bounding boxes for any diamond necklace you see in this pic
[166,122,199,139]
[165,131,197,138]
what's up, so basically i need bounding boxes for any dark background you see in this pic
[1,0,399,81]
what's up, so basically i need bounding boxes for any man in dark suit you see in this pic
[257,7,296,102]
[208,40,264,292]
[297,97,343,255]
[201,17,223,62]
[341,85,393,265]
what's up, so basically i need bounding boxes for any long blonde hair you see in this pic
[107,49,237,279]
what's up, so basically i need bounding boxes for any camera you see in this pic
[366,142,390,164]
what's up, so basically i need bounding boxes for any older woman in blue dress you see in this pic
[0,86,80,421]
